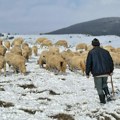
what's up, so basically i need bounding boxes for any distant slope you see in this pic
[47,17,120,36]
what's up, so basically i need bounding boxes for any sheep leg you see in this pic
[4,63,6,77]
[13,66,18,74]
[54,68,59,75]
[69,65,74,71]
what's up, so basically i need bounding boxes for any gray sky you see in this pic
[0,0,120,34]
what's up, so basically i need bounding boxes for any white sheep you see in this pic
[5,52,26,75]
[0,55,6,76]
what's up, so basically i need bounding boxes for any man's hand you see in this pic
[109,72,113,76]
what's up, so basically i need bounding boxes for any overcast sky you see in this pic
[0,0,120,34]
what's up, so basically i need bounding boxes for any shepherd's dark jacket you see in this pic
[86,46,114,76]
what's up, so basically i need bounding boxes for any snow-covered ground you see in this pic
[0,34,120,120]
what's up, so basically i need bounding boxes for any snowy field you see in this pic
[0,34,120,120]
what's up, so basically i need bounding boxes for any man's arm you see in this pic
[85,51,92,77]
[108,52,114,73]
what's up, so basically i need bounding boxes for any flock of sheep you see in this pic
[0,37,120,76]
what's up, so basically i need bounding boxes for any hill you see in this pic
[47,17,120,36]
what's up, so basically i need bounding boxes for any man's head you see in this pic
[92,38,100,46]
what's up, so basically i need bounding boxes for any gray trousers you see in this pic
[94,77,108,95]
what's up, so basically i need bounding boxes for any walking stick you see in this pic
[110,75,115,96]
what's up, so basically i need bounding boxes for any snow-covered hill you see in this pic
[0,34,120,120]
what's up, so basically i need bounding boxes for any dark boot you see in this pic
[103,87,112,102]
[99,94,106,104]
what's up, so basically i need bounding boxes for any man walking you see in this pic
[86,38,114,104]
